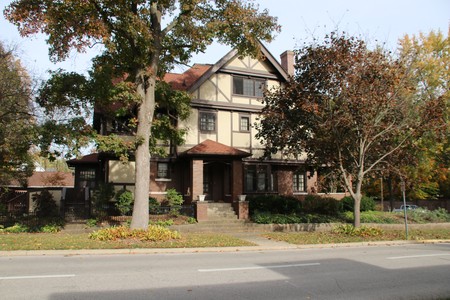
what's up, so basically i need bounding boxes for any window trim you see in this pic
[232,76,265,98]
[244,164,274,193]
[199,111,217,133]
[293,171,306,193]
[239,114,251,132]
[156,162,171,181]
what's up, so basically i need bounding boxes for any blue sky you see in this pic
[1,0,449,78]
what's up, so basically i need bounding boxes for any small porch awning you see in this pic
[181,139,251,158]
[66,153,101,167]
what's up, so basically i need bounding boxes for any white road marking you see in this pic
[0,274,75,280]
[387,253,450,260]
[198,262,320,272]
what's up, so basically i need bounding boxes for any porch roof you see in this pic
[182,139,251,158]
[66,153,100,166]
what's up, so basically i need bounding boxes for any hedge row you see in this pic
[248,194,376,217]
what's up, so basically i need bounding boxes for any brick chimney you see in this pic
[280,50,294,77]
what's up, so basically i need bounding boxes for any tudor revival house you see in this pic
[68,44,321,214]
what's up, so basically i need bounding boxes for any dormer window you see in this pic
[233,76,265,97]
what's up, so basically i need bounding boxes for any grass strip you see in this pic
[264,228,450,245]
[0,232,255,251]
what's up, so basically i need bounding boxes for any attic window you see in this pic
[233,76,265,97]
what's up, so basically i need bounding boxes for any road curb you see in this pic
[1,239,449,257]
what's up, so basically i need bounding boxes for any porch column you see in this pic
[232,160,243,201]
[307,170,318,194]
[277,169,293,196]
[191,159,204,201]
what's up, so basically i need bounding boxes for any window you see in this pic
[199,112,216,132]
[233,76,265,97]
[79,169,96,181]
[157,162,170,179]
[293,172,306,192]
[244,164,273,192]
[78,168,96,189]
[240,116,250,132]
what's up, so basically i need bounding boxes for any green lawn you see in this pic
[0,232,256,251]
[264,228,450,245]
[1,227,449,251]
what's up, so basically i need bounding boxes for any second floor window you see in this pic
[199,112,216,132]
[233,76,265,97]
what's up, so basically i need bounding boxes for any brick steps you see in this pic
[171,202,261,233]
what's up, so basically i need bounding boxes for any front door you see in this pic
[203,161,231,202]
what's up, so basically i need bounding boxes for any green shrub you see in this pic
[33,190,59,217]
[303,195,342,216]
[0,223,29,233]
[88,225,181,241]
[343,211,399,224]
[186,217,197,224]
[165,189,183,206]
[248,195,302,215]
[252,211,336,224]
[0,202,7,215]
[40,223,61,233]
[406,208,450,224]
[91,183,115,217]
[149,219,174,227]
[115,190,134,216]
[149,197,160,213]
[86,218,99,227]
[341,196,376,212]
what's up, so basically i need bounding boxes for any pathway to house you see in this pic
[228,232,298,249]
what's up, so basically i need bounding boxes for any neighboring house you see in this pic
[0,171,74,215]
[68,43,344,215]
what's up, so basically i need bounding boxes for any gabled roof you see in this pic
[188,41,289,93]
[183,139,251,157]
[163,41,289,93]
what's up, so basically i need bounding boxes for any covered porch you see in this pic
[180,139,251,204]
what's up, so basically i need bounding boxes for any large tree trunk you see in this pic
[130,73,156,229]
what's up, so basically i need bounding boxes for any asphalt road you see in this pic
[1,243,449,300]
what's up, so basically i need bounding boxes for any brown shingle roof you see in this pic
[67,153,100,166]
[164,64,212,91]
[7,172,74,188]
[183,139,251,157]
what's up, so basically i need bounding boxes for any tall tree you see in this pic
[257,33,444,227]
[0,41,34,186]
[4,0,279,229]
[398,27,450,199]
